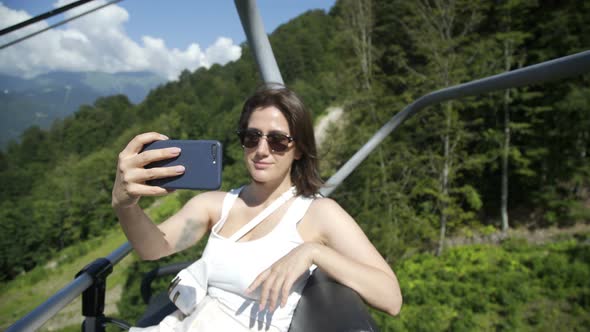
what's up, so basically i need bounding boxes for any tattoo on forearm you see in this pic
[175,218,200,251]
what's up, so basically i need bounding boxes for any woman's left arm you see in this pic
[307,198,402,316]
[247,198,402,315]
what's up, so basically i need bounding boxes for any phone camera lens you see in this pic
[211,144,218,164]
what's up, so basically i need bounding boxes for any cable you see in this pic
[0,0,95,37]
[0,0,124,51]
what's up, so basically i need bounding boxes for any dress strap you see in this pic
[281,195,316,227]
[228,186,296,242]
[213,187,243,233]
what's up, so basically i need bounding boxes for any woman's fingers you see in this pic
[248,268,296,312]
[125,165,185,183]
[257,271,276,311]
[280,275,297,308]
[113,132,175,208]
[267,274,286,312]
[125,183,170,197]
[133,146,181,167]
[247,245,315,312]
[120,132,168,158]
[246,269,268,295]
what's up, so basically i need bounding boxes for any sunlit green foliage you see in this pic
[372,236,590,331]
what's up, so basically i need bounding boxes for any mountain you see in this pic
[0,71,166,149]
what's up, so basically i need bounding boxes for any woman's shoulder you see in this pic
[186,185,246,205]
[308,196,340,209]
[182,190,231,210]
[191,189,227,200]
[305,196,349,222]
[178,190,234,225]
[300,197,354,243]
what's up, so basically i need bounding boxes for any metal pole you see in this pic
[106,241,132,265]
[234,0,284,85]
[6,274,93,332]
[320,50,590,196]
[6,243,132,332]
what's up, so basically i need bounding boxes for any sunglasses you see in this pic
[237,128,294,152]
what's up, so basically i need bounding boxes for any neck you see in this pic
[244,177,294,206]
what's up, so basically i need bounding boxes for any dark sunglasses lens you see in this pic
[242,130,260,148]
[267,133,289,152]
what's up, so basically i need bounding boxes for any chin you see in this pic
[249,169,284,185]
[250,171,273,183]
[247,162,291,185]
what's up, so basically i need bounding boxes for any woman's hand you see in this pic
[112,132,185,209]
[246,242,318,312]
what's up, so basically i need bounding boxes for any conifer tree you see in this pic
[494,0,534,232]
[395,0,489,254]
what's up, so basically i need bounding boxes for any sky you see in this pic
[0,0,337,80]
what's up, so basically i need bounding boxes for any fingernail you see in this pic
[175,165,185,173]
[161,135,169,140]
[170,147,181,154]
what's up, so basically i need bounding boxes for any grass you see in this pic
[0,193,183,331]
[0,227,138,331]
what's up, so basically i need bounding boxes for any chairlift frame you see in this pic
[6,0,590,331]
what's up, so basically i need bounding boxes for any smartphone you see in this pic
[141,140,222,190]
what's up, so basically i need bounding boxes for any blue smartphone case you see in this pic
[141,140,222,190]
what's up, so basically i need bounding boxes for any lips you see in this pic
[253,161,272,169]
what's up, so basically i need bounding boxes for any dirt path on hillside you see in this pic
[315,106,343,146]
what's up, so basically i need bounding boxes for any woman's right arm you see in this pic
[114,193,220,260]
[112,132,218,260]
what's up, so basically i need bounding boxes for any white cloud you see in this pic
[0,1,242,80]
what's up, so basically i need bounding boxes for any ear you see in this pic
[294,148,302,160]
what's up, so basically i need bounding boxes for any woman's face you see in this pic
[243,106,300,185]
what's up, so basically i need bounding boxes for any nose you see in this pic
[255,136,271,155]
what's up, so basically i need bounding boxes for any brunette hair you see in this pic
[238,84,323,196]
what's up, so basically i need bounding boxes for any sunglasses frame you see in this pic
[236,128,294,152]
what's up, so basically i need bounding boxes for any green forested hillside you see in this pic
[1,0,589,330]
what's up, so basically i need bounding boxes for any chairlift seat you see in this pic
[136,264,379,332]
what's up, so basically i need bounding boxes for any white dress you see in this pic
[130,188,316,332]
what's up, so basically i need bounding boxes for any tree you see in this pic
[493,0,534,232]
[341,0,374,91]
[396,0,490,254]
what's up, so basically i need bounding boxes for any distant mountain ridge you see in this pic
[0,71,166,149]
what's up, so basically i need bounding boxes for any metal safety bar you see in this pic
[6,243,132,332]
[234,0,284,84]
[6,0,590,328]
[319,49,590,196]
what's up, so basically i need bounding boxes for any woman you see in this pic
[112,86,402,331]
